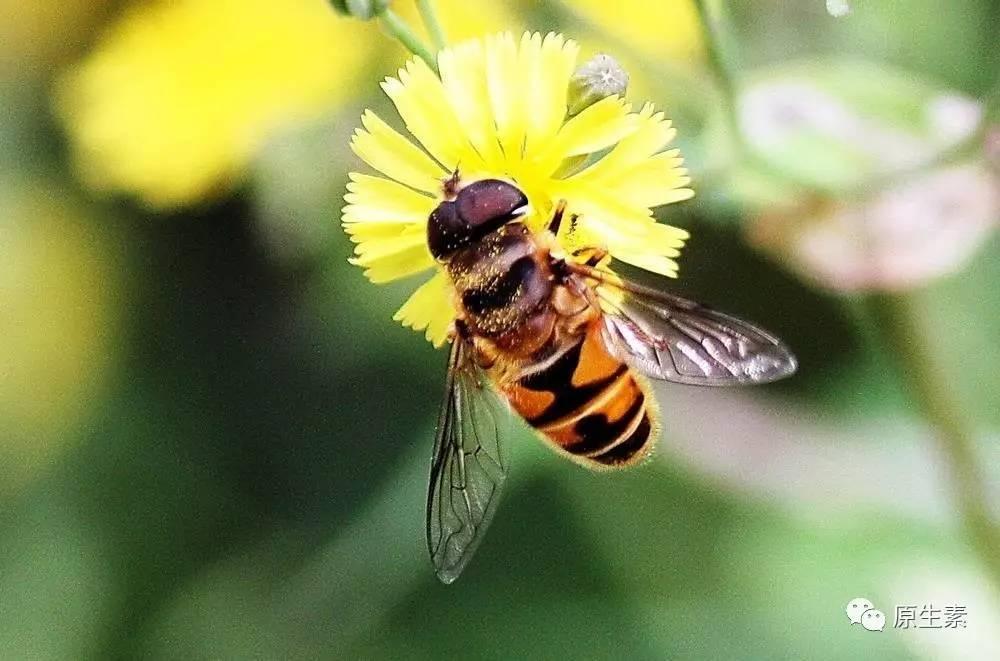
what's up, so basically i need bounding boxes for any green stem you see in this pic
[377,8,438,73]
[416,0,447,51]
[692,0,811,190]
[870,294,1000,597]
[692,0,744,151]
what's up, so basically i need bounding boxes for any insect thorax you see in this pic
[446,223,554,341]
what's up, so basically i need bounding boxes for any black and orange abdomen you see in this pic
[501,321,658,469]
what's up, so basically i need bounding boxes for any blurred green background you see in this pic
[1,1,998,659]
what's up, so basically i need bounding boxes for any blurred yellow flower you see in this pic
[57,0,376,208]
[342,32,693,347]
[395,0,522,47]
[570,0,703,62]
[0,0,110,77]
[0,183,120,494]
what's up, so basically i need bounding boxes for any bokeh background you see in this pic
[2,0,998,658]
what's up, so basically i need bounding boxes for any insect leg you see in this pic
[571,246,609,267]
[547,199,568,235]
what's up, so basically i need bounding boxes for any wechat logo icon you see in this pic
[846,597,885,632]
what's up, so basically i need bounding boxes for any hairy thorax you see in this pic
[446,223,597,371]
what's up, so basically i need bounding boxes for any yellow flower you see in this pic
[570,0,703,63]
[0,0,111,78]
[395,0,522,45]
[56,0,376,208]
[342,32,693,347]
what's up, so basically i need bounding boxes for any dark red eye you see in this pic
[427,179,529,260]
[455,179,528,230]
[427,200,466,259]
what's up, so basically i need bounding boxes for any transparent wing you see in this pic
[427,340,512,584]
[568,263,798,386]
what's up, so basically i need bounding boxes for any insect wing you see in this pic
[427,341,512,584]
[586,270,797,386]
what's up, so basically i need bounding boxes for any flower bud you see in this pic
[329,0,389,20]
[567,54,629,116]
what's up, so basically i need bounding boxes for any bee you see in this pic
[425,175,797,583]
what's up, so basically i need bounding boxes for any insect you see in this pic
[425,175,797,583]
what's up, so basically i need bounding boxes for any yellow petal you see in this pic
[393,270,456,347]
[438,40,504,168]
[342,172,437,224]
[347,221,434,284]
[350,244,434,283]
[597,153,694,209]
[382,58,479,170]
[601,219,688,255]
[602,220,688,277]
[522,33,580,154]
[351,110,446,193]
[545,96,637,162]
[573,104,678,182]
[648,221,690,244]
[485,33,527,161]
[342,221,416,244]
[551,179,655,239]
[348,224,425,263]
[613,251,681,278]
[554,181,690,275]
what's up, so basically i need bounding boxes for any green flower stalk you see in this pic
[329,0,440,73]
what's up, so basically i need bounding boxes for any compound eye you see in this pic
[427,200,467,259]
[455,179,529,230]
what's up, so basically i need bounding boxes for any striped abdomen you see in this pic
[501,321,658,469]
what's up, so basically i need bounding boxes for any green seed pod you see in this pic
[567,54,629,117]
[329,0,389,20]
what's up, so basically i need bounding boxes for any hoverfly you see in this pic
[425,175,797,583]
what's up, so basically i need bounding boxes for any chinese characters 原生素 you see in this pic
[894,604,968,629]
